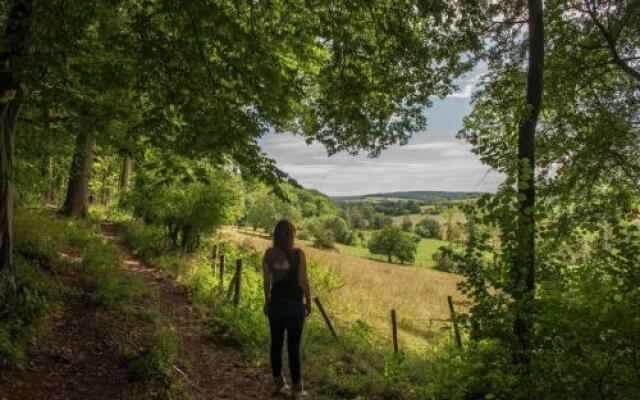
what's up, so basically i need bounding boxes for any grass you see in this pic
[3,209,178,394]
[121,221,463,399]
[336,238,450,268]
[225,228,462,349]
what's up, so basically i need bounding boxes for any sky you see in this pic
[258,69,503,197]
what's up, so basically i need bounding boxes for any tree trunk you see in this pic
[101,167,110,207]
[0,92,23,282]
[118,153,132,206]
[0,1,32,287]
[511,0,544,374]
[60,132,96,218]
[43,156,54,205]
[42,102,54,205]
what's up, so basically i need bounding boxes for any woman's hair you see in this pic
[273,220,296,251]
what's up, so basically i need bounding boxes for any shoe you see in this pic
[291,383,308,399]
[272,375,290,396]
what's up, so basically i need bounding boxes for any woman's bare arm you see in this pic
[262,250,271,315]
[298,250,312,315]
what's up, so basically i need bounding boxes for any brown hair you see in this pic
[273,220,296,251]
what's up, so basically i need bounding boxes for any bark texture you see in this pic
[118,154,132,206]
[43,156,54,204]
[0,1,32,282]
[512,0,544,373]
[60,132,96,218]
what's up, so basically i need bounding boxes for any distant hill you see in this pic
[332,190,486,203]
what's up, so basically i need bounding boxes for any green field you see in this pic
[336,237,451,268]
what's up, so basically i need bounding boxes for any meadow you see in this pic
[336,238,451,268]
[226,227,462,350]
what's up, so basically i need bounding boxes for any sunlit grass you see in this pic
[224,228,462,351]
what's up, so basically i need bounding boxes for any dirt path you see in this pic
[0,224,273,400]
[100,222,273,399]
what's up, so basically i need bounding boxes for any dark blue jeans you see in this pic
[268,299,305,385]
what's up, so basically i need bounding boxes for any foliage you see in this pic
[1,210,149,365]
[130,155,243,252]
[308,215,354,249]
[432,246,455,273]
[368,226,417,264]
[400,216,413,232]
[439,188,640,398]
[429,340,524,400]
[415,218,442,239]
[128,321,180,386]
[244,186,301,233]
[120,218,453,400]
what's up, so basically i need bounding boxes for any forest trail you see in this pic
[99,222,273,399]
[0,223,272,400]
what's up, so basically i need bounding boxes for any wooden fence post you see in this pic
[219,254,225,289]
[233,259,242,306]
[211,244,218,275]
[391,309,399,354]
[447,295,462,349]
[314,297,338,341]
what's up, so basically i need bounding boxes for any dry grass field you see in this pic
[223,227,464,349]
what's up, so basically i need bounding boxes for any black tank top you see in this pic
[269,248,303,302]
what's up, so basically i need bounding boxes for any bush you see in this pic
[244,187,301,232]
[311,226,335,248]
[401,216,413,232]
[430,341,523,400]
[131,160,243,253]
[432,247,455,272]
[415,218,442,239]
[308,215,354,248]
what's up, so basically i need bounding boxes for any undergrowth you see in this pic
[1,209,176,392]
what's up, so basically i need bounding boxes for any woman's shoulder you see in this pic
[264,247,286,260]
[293,247,306,258]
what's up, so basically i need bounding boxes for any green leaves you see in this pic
[130,152,244,252]
[368,226,417,264]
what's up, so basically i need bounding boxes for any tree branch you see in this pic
[584,2,640,82]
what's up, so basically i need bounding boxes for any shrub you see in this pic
[415,217,442,239]
[311,226,335,249]
[244,187,301,232]
[429,340,523,400]
[401,216,413,232]
[308,215,354,248]
[432,247,455,272]
[130,160,243,253]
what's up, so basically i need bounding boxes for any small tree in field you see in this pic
[368,226,417,264]
[415,218,442,239]
[401,216,413,232]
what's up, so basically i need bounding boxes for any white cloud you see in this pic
[402,141,458,150]
[446,70,484,99]
[257,72,502,196]
[448,83,475,99]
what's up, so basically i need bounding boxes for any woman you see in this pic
[262,220,311,398]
